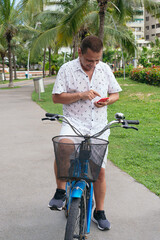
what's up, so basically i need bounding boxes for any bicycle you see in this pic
[42,112,139,240]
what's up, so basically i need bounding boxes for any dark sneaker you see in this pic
[48,188,66,211]
[92,209,111,231]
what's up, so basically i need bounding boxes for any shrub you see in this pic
[113,64,134,78]
[114,70,124,78]
[130,67,160,86]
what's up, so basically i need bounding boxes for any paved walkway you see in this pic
[0,78,160,240]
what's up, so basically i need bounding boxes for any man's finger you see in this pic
[92,90,101,97]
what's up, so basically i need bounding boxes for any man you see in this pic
[48,35,122,231]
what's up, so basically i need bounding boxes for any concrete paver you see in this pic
[0,78,160,240]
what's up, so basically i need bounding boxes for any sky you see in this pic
[15,0,21,5]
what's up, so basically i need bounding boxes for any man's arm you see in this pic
[107,92,119,105]
[52,90,101,104]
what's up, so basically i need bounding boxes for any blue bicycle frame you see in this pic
[65,180,93,234]
[66,150,94,234]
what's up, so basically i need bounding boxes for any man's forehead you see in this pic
[83,49,102,60]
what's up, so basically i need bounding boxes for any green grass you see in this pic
[32,83,62,114]
[32,78,160,196]
[0,79,28,84]
[0,86,20,89]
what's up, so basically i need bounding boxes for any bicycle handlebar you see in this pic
[45,113,59,118]
[42,112,139,137]
[125,120,139,125]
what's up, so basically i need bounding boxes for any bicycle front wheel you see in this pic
[64,195,86,240]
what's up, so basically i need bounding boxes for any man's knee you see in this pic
[59,138,74,152]
[97,168,106,182]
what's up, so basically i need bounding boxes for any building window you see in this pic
[156,33,160,37]
[152,25,155,29]
[156,23,160,28]
[135,27,141,31]
[152,34,155,36]
[146,26,149,30]
[136,35,141,39]
[146,16,149,21]
[146,35,149,40]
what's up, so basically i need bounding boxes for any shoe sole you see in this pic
[48,200,66,211]
[92,217,111,231]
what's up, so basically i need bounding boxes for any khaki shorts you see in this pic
[59,124,109,168]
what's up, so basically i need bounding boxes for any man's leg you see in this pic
[92,168,111,230]
[93,168,106,210]
[48,138,74,210]
[54,161,66,190]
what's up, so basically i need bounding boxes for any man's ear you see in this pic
[78,48,82,57]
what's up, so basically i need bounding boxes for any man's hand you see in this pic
[94,98,109,108]
[52,90,101,104]
[94,92,119,108]
[80,90,100,100]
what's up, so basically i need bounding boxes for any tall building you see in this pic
[144,7,160,42]
[144,0,160,42]
[127,7,150,47]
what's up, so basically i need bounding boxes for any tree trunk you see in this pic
[97,0,109,41]
[2,55,6,81]
[49,47,51,76]
[72,34,78,60]
[43,48,46,78]
[8,38,14,87]
[13,52,17,80]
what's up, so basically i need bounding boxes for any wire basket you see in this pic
[52,135,109,182]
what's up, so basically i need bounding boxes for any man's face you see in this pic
[78,48,102,72]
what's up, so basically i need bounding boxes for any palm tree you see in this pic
[21,0,60,77]
[0,0,30,87]
[0,38,7,81]
[97,0,109,41]
[30,9,63,70]
[30,0,89,60]
[29,0,160,66]
[97,0,160,41]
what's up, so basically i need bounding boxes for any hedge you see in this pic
[130,67,160,86]
[113,70,130,78]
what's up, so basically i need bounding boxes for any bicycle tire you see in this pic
[64,195,86,240]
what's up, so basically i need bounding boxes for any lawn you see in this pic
[0,79,30,84]
[32,78,160,196]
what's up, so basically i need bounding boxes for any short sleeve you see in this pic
[106,66,122,93]
[52,65,67,94]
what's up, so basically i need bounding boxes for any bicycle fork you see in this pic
[66,180,93,234]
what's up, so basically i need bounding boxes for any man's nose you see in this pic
[92,61,97,67]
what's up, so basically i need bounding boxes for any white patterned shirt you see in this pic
[52,58,122,136]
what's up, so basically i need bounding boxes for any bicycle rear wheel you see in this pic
[64,195,86,240]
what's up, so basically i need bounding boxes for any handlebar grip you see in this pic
[126,120,139,125]
[45,113,58,118]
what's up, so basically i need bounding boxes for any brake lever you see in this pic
[131,126,138,131]
[122,125,138,131]
[41,117,56,121]
[42,118,49,121]
[122,120,138,131]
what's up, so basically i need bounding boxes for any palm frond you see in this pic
[30,26,58,57]
[104,23,135,55]
[56,0,89,45]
